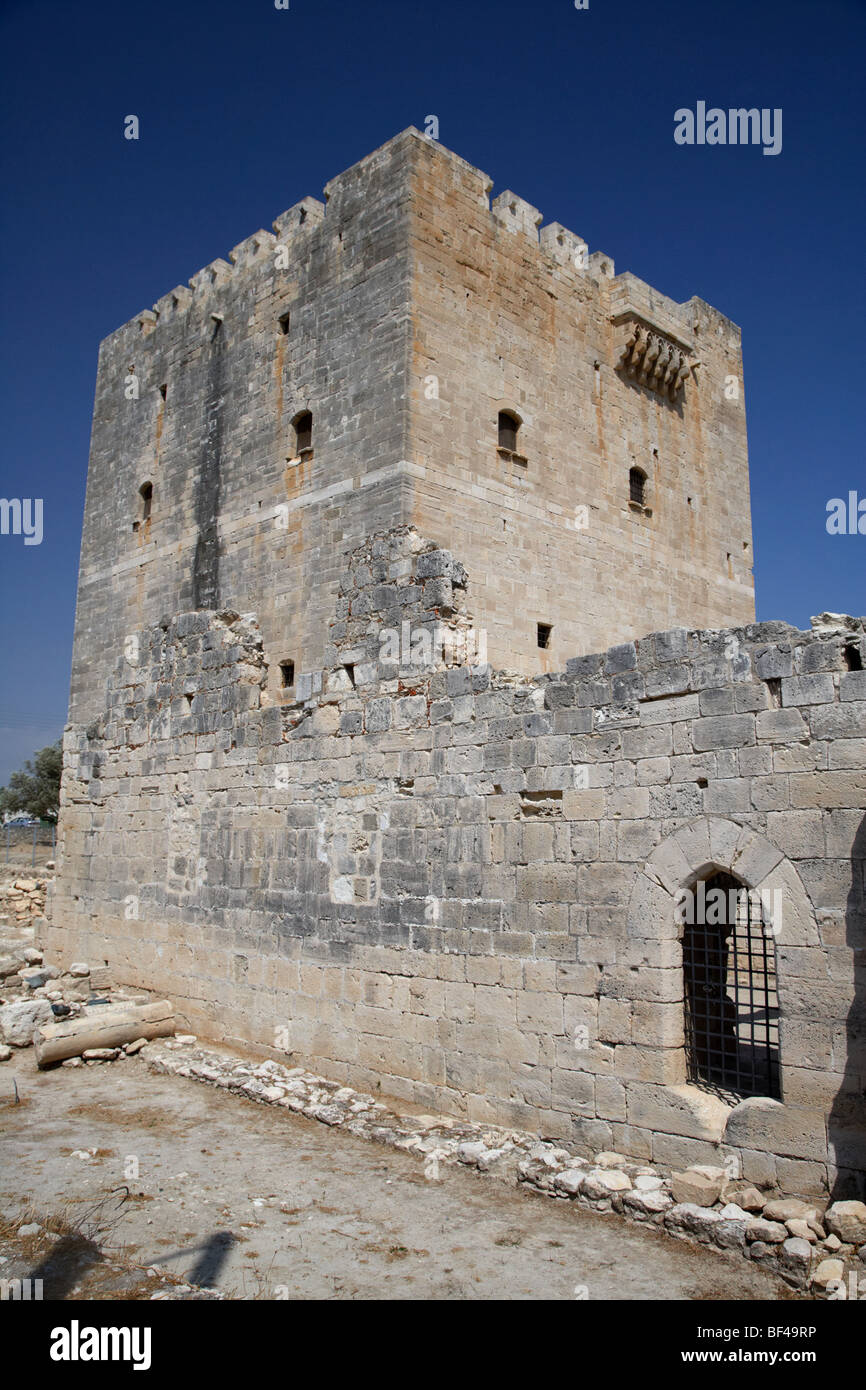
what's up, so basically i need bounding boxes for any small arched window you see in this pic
[293,411,313,457]
[139,481,153,522]
[629,467,646,507]
[497,410,526,465]
[498,410,519,452]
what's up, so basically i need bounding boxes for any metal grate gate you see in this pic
[683,871,781,1100]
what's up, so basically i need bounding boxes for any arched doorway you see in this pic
[682,870,781,1100]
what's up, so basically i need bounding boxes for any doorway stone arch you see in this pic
[624,816,830,1193]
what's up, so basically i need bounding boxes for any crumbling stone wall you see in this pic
[0,875,48,929]
[49,529,865,1198]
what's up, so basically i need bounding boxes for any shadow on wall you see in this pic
[829,811,866,1200]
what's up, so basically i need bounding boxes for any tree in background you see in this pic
[0,742,62,821]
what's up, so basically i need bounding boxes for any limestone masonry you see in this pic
[51,131,863,1199]
[67,127,753,720]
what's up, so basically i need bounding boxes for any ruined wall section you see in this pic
[50,532,865,1196]
[405,134,755,675]
[69,133,419,727]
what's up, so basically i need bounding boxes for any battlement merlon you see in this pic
[96,127,740,361]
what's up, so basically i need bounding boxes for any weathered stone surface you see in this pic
[21,965,59,989]
[777,1236,813,1286]
[722,1184,766,1212]
[670,1168,725,1207]
[518,1157,557,1188]
[746,1218,788,1244]
[623,1187,672,1216]
[713,1219,748,1250]
[825,1201,866,1245]
[665,1203,723,1242]
[763,1197,820,1224]
[0,999,53,1046]
[748,1241,773,1262]
[723,1098,828,1164]
[456,1141,488,1165]
[811,1258,844,1290]
[786,1219,818,1243]
[581,1168,632,1198]
[553,1169,585,1196]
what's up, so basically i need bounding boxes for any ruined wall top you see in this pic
[284,528,864,717]
[91,527,860,738]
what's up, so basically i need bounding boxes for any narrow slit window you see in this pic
[498,411,519,453]
[139,481,153,522]
[537,622,552,650]
[280,660,295,688]
[629,467,646,507]
[278,311,291,335]
[294,411,313,456]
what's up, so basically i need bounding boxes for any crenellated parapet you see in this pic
[151,285,193,323]
[492,190,543,239]
[105,127,733,354]
[229,228,278,270]
[539,221,588,271]
[272,196,325,240]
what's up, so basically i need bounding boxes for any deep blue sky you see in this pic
[0,0,863,786]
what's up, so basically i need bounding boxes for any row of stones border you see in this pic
[144,1038,864,1298]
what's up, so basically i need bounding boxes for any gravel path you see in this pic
[0,1050,795,1300]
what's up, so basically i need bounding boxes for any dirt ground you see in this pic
[0,840,56,874]
[0,1048,797,1301]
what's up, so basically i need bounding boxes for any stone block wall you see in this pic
[69,127,755,739]
[407,135,755,675]
[69,133,416,726]
[48,529,865,1198]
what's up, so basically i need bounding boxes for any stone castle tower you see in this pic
[69,128,754,724]
[51,131,863,1203]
